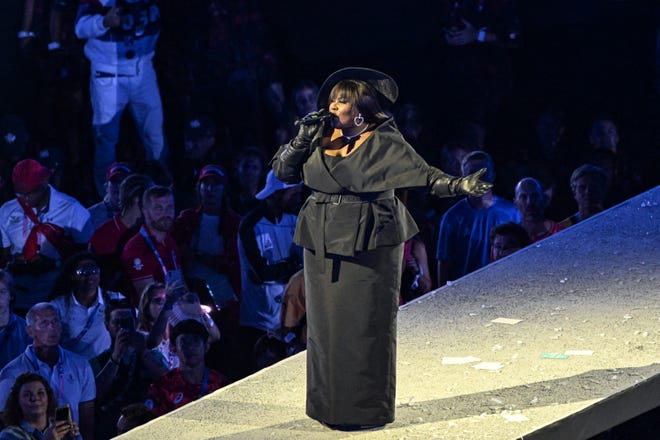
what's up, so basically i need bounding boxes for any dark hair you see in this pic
[2,373,56,426]
[142,185,173,208]
[489,222,531,248]
[170,319,209,346]
[461,150,496,182]
[137,282,166,331]
[48,252,100,300]
[104,298,135,323]
[117,403,155,434]
[119,173,153,210]
[329,80,389,124]
[570,164,609,189]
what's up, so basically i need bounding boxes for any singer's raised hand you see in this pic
[292,116,325,150]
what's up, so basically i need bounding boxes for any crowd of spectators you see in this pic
[0,0,658,438]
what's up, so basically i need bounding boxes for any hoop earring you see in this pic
[353,113,364,127]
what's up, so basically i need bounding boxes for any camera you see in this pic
[118,316,135,332]
[55,404,72,424]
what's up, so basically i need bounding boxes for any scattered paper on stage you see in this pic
[441,356,481,365]
[473,362,504,371]
[501,412,529,422]
[564,350,594,356]
[491,317,523,325]
[540,353,569,359]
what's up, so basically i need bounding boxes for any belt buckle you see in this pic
[331,194,342,205]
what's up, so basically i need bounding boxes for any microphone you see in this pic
[294,109,332,126]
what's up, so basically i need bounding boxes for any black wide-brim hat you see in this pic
[317,67,399,110]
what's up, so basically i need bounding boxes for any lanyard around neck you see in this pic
[140,226,177,278]
[27,346,65,401]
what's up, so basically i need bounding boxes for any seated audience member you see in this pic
[49,252,125,360]
[173,164,241,310]
[89,174,153,290]
[514,177,566,243]
[489,222,531,262]
[116,403,155,435]
[559,164,609,228]
[90,298,168,440]
[87,162,133,229]
[120,185,184,306]
[400,235,433,304]
[145,320,229,416]
[0,159,94,315]
[436,151,520,286]
[0,303,95,440]
[0,270,31,370]
[0,372,79,439]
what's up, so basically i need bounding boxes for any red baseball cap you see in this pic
[197,164,227,184]
[12,159,51,193]
[105,162,132,181]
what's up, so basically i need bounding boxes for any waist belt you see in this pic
[311,190,394,205]
[95,71,134,78]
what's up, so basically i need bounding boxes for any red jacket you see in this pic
[172,206,242,297]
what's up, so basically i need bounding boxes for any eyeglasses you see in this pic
[75,266,100,277]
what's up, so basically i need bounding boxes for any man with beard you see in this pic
[120,186,183,306]
[514,177,565,243]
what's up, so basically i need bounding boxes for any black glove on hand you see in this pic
[431,168,493,198]
[454,168,493,196]
[291,110,329,149]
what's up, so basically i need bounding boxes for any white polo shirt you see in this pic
[0,186,94,259]
[0,345,96,424]
[50,289,114,360]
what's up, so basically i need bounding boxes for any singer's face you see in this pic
[329,95,358,128]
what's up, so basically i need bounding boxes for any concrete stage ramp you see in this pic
[117,187,659,440]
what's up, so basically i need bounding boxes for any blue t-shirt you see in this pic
[0,314,31,370]
[436,196,521,281]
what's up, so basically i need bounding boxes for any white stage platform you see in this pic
[117,187,659,439]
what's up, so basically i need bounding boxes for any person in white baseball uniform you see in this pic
[75,0,166,196]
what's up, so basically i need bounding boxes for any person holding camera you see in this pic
[90,298,168,439]
[0,372,79,440]
[74,0,166,196]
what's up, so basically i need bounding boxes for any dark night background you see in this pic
[263,0,659,183]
